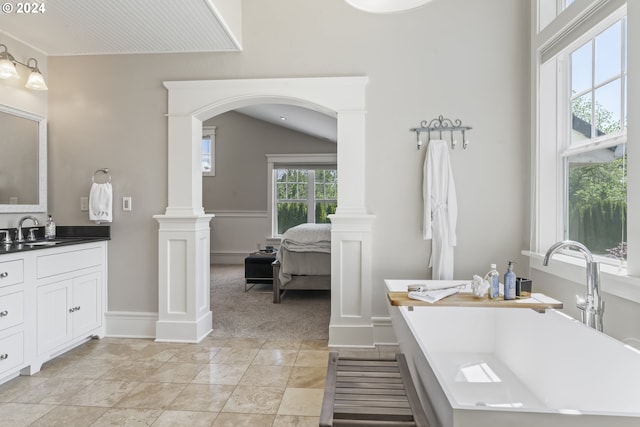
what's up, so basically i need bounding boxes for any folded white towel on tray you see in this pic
[89,182,112,224]
[408,288,459,304]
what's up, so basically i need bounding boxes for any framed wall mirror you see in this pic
[0,104,47,213]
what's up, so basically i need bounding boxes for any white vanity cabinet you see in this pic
[0,240,107,382]
[36,271,102,356]
[33,243,106,368]
[0,257,27,381]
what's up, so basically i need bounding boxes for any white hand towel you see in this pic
[89,182,112,224]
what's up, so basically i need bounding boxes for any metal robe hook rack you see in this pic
[410,115,472,150]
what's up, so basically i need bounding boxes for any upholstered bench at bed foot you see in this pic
[244,253,276,292]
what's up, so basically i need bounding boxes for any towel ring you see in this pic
[92,168,112,183]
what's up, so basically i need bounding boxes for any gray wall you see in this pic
[202,111,336,212]
[46,0,530,319]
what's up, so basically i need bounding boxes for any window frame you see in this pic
[266,153,337,237]
[561,13,627,259]
[532,0,639,302]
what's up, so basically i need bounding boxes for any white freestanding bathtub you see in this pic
[385,280,640,427]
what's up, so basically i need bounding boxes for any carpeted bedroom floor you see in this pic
[210,265,331,340]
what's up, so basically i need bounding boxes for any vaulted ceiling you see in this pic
[0,0,338,141]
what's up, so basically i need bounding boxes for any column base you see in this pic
[155,310,212,343]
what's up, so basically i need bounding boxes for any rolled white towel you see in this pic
[89,182,112,224]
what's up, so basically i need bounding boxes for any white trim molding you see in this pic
[154,214,214,343]
[105,311,158,339]
[162,76,377,347]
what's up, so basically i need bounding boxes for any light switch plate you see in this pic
[80,196,89,211]
[123,196,132,211]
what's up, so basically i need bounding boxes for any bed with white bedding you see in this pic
[273,223,331,303]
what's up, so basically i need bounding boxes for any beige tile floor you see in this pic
[0,336,399,426]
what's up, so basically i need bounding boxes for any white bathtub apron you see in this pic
[423,139,457,280]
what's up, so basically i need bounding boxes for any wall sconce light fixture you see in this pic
[0,44,48,91]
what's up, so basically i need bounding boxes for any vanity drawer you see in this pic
[0,331,24,377]
[36,246,103,279]
[0,292,23,332]
[0,260,24,288]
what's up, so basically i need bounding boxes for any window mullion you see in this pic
[561,132,627,157]
[307,170,315,223]
[590,40,596,141]
[621,18,627,129]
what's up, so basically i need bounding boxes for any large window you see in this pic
[274,168,337,235]
[535,0,633,278]
[564,16,627,261]
[267,154,338,237]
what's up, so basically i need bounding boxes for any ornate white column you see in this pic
[328,105,376,348]
[328,214,375,347]
[154,113,213,342]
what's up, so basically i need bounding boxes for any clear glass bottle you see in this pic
[45,215,56,240]
[485,264,500,300]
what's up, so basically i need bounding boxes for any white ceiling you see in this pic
[236,105,337,143]
[0,0,240,55]
[0,0,336,142]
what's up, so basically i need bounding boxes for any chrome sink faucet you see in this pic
[543,240,604,332]
[15,216,39,243]
[0,230,11,245]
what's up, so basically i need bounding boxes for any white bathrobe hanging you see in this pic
[423,139,457,280]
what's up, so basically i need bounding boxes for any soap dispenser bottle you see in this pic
[485,264,500,300]
[504,261,517,300]
[45,215,56,240]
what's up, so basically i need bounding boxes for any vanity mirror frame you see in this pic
[0,104,47,213]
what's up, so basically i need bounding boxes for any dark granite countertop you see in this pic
[0,225,110,255]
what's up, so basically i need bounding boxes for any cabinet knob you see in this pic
[0,272,7,279]
[0,354,8,360]
[76,306,81,311]
[69,308,75,313]
[0,310,8,317]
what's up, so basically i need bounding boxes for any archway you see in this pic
[155,77,376,347]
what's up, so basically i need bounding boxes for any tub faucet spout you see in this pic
[543,240,604,332]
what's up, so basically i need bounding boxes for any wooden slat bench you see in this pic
[320,352,429,427]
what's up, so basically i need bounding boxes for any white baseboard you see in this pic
[373,316,397,345]
[211,252,248,265]
[105,312,396,346]
[329,324,375,348]
[105,311,157,338]
[328,318,397,348]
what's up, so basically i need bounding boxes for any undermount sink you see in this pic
[24,239,79,246]
[24,241,59,246]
